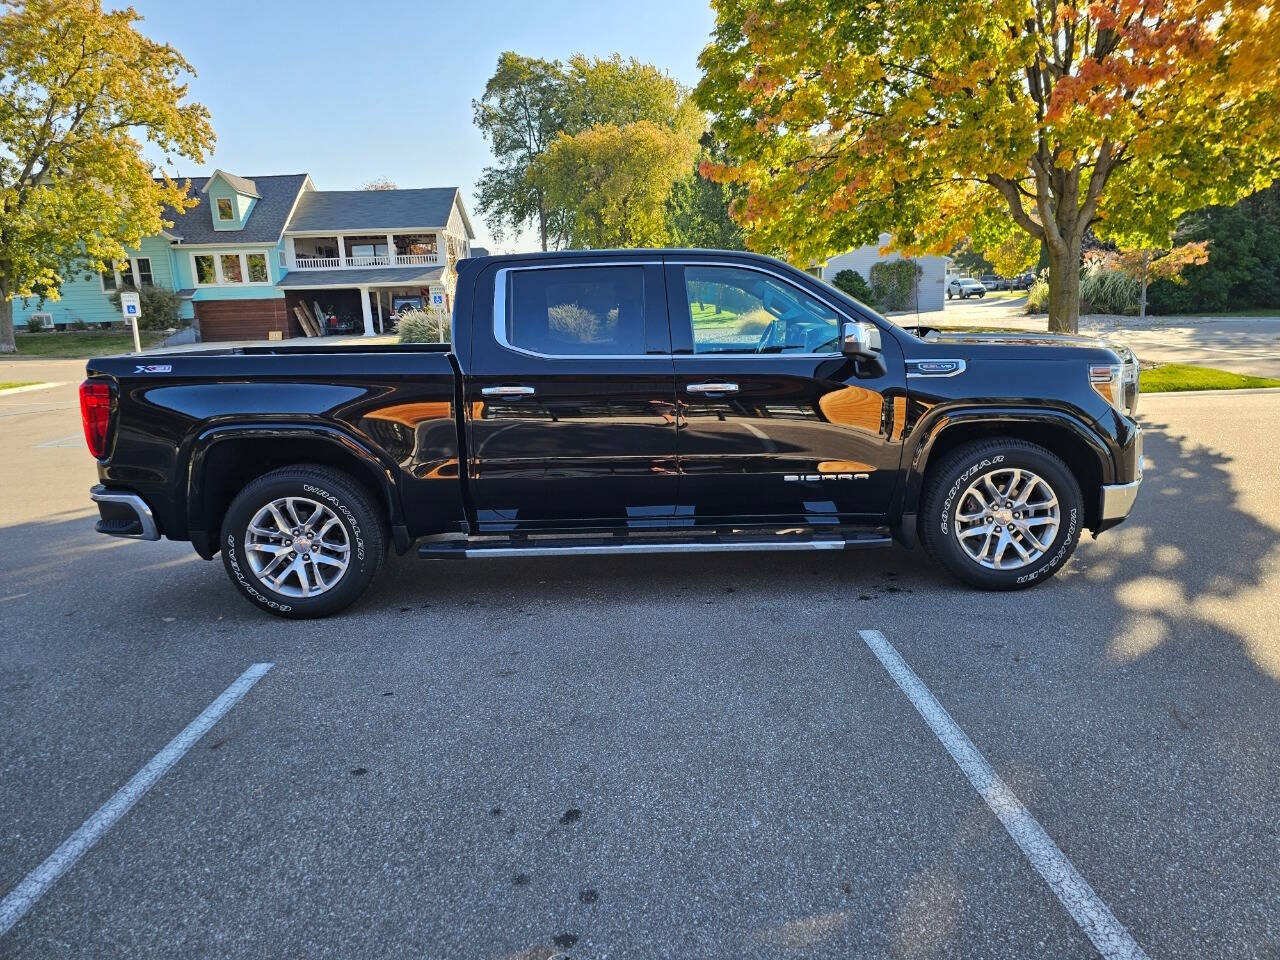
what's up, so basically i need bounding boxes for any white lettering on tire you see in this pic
[939,455,1005,535]
[226,533,291,612]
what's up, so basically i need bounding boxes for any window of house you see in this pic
[682,265,841,355]
[193,251,272,285]
[216,197,235,221]
[194,255,216,285]
[99,262,118,292]
[395,234,437,257]
[131,258,154,288]
[220,254,244,283]
[505,266,646,356]
[246,253,268,283]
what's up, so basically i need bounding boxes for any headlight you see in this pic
[1090,358,1139,417]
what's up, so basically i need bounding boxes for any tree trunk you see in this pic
[1139,253,1150,319]
[0,296,15,354]
[1046,240,1082,334]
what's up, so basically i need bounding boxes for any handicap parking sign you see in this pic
[432,293,444,305]
[120,291,141,319]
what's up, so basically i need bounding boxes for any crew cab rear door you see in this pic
[465,259,677,528]
[665,258,907,524]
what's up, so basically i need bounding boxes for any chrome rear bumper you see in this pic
[90,485,160,540]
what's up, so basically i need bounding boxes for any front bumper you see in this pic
[90,485,160,540]
[1097,426,1143,527]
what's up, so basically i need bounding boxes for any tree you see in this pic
[473,52,567,251]
[1086,242,1209,317]
[474,52,702,251]
[360,177,397,191]
[536,121,697,248]
[0,0,214,352]
[697,0,1280,333]
[666,133,747,250]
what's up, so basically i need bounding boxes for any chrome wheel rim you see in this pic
[954,468,1060,570]
[244,497,350,598]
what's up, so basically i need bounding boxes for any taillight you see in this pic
[79,380,113,459]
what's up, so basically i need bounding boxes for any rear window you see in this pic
[505,266,646,356]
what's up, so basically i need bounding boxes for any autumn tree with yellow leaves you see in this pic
[697,0,1280,332]
[0,0,214,352]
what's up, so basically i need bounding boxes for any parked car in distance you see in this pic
[980,274,1010,291]
[947,276,987,299]
[82,249,1143,618]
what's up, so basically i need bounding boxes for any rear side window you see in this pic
[505,266,646,356]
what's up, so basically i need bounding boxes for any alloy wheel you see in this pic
[953,468,1060,570]
[244,496,351,597]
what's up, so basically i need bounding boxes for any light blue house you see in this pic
[14,170,477,341]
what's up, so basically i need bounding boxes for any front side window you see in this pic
[194,255,216,285]
[99,261,118,292]
[131,257,153,287]
[220,254,244,283]
[246,253,268,283]
[683,265,840,355]
[216,197,234,220]
[505,266,646,356]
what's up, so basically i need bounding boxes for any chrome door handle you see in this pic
[686,382,739,394]
[482,385,536,398]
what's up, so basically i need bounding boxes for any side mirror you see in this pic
[841,320,882,359]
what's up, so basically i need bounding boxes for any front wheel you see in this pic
[918,439,1082,590]
[220,465,386,618]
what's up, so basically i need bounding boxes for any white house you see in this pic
[821,234,949,313]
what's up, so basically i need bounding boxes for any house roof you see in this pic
[201,169,261,198]
[285,187,470,235]
[276,265,446,288]
[161,173,310,245]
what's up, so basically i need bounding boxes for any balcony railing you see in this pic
[292,253,442,271]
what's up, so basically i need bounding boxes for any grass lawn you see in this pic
[689,302,746,326]
[1141,363,1280,393]
[0,381,40,390]
[13,330,167,358]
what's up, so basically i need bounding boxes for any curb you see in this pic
[1142,386,1280,398]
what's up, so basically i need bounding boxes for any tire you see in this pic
[946,289,953,300]
[918,439,1082,590]
[978,291,986,298]
[220,465,387,619]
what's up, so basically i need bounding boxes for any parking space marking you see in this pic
[858,630,1149,960]
[0,662,274,937]
[34,434,82,449]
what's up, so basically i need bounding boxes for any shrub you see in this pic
[1025,274,1049,313]
[24,314,46,332]
[109,285,186,331]
[869,259,923,311]
[396,307,451,343]
[734,307,774,336]
[1080,261,1140,315]
[831,268,876,305]
[545,302,600,343]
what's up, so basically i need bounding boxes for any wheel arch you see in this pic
[185,424,406,559]
[901,409,1113,535]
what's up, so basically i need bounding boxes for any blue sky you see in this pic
[125,0,719,252]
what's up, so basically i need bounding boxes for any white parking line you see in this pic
[857,630,1149,960]
[0,662,273,937]
[0,382,65,396]
[34,434,82,449]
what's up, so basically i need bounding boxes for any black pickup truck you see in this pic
[81,249,1142,618]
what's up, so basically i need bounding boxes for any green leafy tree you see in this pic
[473,52,568,251]
[697,0,1280,333]
[536,120,697,248]
[475,52,702,251]
[831,268,875,305]
[0,0,214,352]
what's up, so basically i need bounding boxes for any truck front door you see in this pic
[465,261,678,528]
[666,260,907,525]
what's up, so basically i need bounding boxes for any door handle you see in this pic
[482,385,536,398]
[685,382,739,394]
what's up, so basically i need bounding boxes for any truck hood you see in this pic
[912,329,1136,363]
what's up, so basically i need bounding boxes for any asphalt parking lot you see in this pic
[2,365,1279,959]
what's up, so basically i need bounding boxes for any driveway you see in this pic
[2,375,1278,958]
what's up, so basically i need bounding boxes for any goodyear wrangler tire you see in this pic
[220,465,386,619]
[919,439,1082,590]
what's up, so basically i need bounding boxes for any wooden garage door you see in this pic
[194,298,298,342]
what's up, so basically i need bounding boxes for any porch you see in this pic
[277,265,448,337]
[289,233,442,270]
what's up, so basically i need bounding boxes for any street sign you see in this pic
[119,291,142,353]
[431,292,444,306]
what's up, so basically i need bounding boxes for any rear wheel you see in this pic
[220,465,386,618]
[919,439,1082,590]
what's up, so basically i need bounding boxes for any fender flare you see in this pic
[184,422,405,557]
[895,405,1116,531]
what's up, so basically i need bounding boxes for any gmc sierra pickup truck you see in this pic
[81,249,1142,618]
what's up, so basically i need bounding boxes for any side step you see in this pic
[418,531,892,560]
